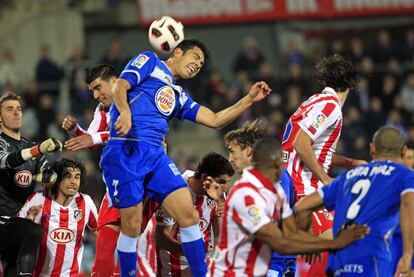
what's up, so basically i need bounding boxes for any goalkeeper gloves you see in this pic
[30,138,63,158]
[33,166,58,189]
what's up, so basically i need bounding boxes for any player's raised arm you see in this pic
[195,81,271,129]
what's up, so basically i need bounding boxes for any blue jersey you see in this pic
[320,160,414,271]
[269,169,296,272]
[110,51,201,146]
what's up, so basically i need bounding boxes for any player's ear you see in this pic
[369,143,376,158]
[109,76,117,85]
[401,145,408,159]
[245,146,253,157]
[172,47,183,58]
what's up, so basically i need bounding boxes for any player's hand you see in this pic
[33,167,58,188]
[26,204,43,221]
[64,134,94,151]
[247,81,271,103]
[39,138,63,154]
[115,111,131,136]
[62,115,77,131]
[203,176,223,201]
[333,224,370,249]
[217,197,225,217]
[394,253,413,277]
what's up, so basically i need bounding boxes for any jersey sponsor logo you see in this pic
[168,163,180,176]
[14,170,32,187]
[74,209,83,222]
[50,228,75,243]
[247,205,262,225]
[131,54,149,69]
[312,113,326,129]
[155,86,176,116]
[199,218,208,231]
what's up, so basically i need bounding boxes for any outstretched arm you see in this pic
[196,81,271,129]
[294,192,326,231]
[332,154,367,169]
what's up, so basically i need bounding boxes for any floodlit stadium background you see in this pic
[0,0,413,275]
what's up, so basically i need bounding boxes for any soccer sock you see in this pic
[117,232,139,277]
[91,225,119,277]
[180,224,207,277]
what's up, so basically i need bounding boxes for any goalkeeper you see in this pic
[0,92,62,277]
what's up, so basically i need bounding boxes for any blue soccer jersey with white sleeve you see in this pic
[109,51,201,146]
[320,160,414,272]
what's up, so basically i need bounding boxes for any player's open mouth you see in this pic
[187,66,195,74]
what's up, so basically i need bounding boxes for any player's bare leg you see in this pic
[162,187,207,276]
[117,203,143,277]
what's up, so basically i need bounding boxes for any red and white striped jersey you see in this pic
[18,192,98,277]
[72,103,110,150]
[209,168,292,277]
[156,170,218,276]
[281,87,343,196]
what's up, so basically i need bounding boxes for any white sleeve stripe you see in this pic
[401,188,414,195]
[122,70,141,85]
[87,106,103,134]
[298,121,316,140]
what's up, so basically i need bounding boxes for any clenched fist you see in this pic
[62,115,77,131]
[39,138,63,154]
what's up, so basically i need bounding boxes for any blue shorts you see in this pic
[100,141,187,208]
[267,258,296,277]
[331,257,390,277]
[391,234,414,271]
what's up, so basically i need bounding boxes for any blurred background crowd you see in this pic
[0,0,414,274]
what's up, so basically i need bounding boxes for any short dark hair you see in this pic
[174,39,210,61]
[252,137,281,166]
[315,54,360,92]
[86,64,118,84]
[50,158,86,195]
[224,120,265,150]
[194,152,234,179]
[372,126,405,157]
[0,91,21,108]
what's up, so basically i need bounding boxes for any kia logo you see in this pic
[50,228,75,243]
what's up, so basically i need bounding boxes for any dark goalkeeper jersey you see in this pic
[0,133,48,217]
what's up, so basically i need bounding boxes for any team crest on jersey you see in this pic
[131,54,149,69]
[14,170,32,187]
[312,113,326,129]
[50,228,75,243]
[247,205,262,225]
[74,209,83,222]
[155,86,176,116]
[199,218,208,231]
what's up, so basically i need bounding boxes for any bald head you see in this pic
[372,126,405,157]
[252,138,281,167]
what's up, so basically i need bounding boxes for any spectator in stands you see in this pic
[233,35,266,78]
[101,36,129,73]
[371,30,395,64]
[365,97,387,138]
[348,38,365,64]
[0,50,23,90]
[35,45,64,98]
[399,71,414,113]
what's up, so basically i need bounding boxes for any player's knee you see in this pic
[120,216,141,236]
[175,207,199,228]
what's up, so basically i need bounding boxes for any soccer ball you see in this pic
[148,16,184,55]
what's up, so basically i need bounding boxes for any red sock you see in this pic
[91,226,119,277]
[307,251,329,277]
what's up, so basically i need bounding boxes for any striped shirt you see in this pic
[18,192,98,277]
[209,168,292,277]
[281,87,342,196]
